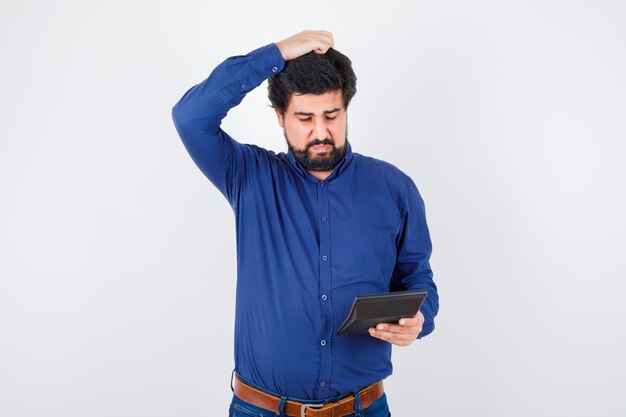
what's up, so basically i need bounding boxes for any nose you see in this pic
[312,117,330,141]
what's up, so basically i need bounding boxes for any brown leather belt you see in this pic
[233,374,384,417]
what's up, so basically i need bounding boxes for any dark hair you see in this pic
[268,48,357,114]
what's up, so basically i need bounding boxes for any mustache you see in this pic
[307,139,334,149]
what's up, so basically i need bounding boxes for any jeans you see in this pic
[228,390,391,417]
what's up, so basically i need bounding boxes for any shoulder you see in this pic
[353,152,415,188]
[242,144,294,174]
[239,143,279,163]
[353,153,425,211]
[245,143,276,156]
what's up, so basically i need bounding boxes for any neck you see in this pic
[308,170,332,181]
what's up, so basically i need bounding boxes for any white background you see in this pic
[1,1,625,416]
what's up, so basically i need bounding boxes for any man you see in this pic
[171,30,439,417]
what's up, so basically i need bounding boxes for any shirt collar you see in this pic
[286,140,354,183]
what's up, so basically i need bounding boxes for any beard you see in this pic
[284,130,348,172]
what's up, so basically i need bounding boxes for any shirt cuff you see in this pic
[417,303,435,339]
[249,42,285,77]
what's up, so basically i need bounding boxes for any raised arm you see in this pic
[171,31,334,207]
[171,42,284,207]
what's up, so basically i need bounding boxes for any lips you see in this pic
[311,144,332,152]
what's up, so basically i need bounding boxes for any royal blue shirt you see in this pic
[171,42,439,401]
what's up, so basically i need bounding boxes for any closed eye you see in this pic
[297,115,337,122]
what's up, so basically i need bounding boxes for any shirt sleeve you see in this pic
[390,177,439,339]
[171,43,285,208]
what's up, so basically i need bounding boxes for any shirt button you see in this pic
[320,340,326,346]
[271,66,278,72]
[322,255,328,261]
[240,83,246,88]
[321,294,328,301]
[320,182,325,187]
[321,216,327,222]
[320,381,326,387]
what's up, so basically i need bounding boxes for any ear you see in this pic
[274,108,285,128]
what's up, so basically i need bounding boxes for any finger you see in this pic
[399,315,423,326]
[320,32,334,48]
[315,30,333,41]
[315,45,332,54]
[314,32,333,51]
[375,322,420,334]
[369,328,416,346]
[315,39,332,53]
[371,325,419,339]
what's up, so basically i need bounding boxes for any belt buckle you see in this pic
[300,402,325,417]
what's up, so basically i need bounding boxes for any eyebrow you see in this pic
[294,108,342,116]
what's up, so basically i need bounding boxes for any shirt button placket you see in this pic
[317,180,332,397]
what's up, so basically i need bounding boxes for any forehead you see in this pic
[286,90,344,114]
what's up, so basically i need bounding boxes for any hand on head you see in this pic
[276,30,334,61]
